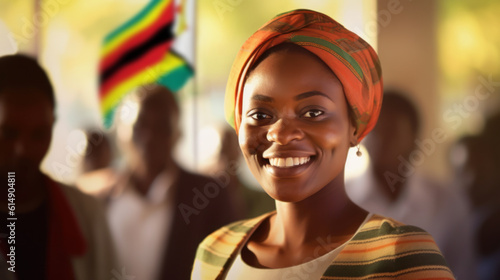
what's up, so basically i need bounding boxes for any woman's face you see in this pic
[239,49,356,203]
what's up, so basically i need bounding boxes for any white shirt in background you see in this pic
[107,170,177,280]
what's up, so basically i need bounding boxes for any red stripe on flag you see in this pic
[99,1,175,72]
[99,41,172,98]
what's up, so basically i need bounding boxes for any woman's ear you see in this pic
[347,106,358,147]
[349,122,358,148]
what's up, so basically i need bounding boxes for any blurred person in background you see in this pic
[450,112,500,280]
[466,112,500,209]
[76,127,118,196]
[81,128,113,173]
[106,84,241,280]
[0,54,117,280]
[204,126,275,219]
[474,112,500,280]
[346,91,477,280]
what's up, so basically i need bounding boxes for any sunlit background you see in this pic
[0,0,499,188]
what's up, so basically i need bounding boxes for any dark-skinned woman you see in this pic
[192,9,455,280]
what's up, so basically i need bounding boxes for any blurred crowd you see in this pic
[0,53,498,280]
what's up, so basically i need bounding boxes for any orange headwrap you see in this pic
[225,9,383,142]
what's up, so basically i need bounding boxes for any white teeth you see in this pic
[267,157,311,168]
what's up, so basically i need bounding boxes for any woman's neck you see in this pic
[243,174,369,269]
[271,178,368,250]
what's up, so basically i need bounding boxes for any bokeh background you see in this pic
[0,0,499,187]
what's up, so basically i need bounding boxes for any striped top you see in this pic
[191,212,456,280]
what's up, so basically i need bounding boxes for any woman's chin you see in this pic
[265,188,309,204]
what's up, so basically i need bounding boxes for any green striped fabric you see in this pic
[290,35,365,81]
[191,213,456,280]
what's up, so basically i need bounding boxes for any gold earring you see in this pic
[356,145,362,157]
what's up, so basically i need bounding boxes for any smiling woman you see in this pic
[192,9,456,280]
[239,43,355,204]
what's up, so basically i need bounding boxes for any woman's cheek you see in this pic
[308,122,342,150]
[238,124,257,156]
[322,130,342,149]
[239,124,268,160]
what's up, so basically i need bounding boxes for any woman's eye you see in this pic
[303,109,324,118]
[250,112,272,120]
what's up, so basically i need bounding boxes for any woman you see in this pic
[192,9,455,280]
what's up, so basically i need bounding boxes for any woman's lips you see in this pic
[262,156,314,177]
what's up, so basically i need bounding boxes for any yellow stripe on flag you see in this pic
[100,51,184,114]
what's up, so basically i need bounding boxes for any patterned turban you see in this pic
[224,9,383,142]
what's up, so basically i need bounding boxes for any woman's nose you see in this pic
[266,118,304,145]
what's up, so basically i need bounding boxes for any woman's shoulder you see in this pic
[361,214,429,236]
[356,214,444,252]
[332,214,455,279]
[198,211,274,249]
[192,212,275,279]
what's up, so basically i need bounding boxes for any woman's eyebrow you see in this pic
[251,95,274,102]
[294,91,332,101]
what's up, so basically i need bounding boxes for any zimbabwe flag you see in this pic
[99,0,193,128]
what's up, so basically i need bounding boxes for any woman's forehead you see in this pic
[242,50,343,103]
[248,44,336,81]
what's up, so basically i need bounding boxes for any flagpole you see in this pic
[34,0,41,57]
[192,0,198,170]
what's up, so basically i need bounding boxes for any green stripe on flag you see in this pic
[104,0,163,44]
[157,65,193,92]
[103,107,117,129]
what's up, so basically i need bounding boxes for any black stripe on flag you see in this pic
[100,22,174,84]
